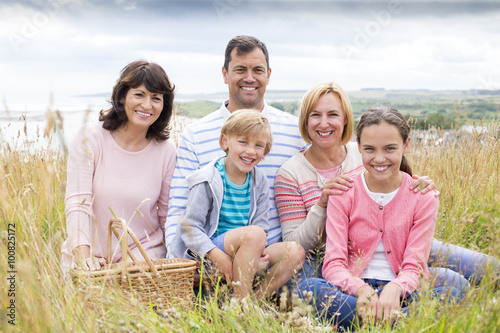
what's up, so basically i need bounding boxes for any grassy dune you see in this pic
[0,113,499,332]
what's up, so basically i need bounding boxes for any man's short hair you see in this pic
[224,35,270,71]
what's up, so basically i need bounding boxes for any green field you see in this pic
[176,89,500,130]
[175,100,220,119]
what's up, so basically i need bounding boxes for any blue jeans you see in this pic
[290,239,500,287]
[284,254,323,291]
[429,239,500,286]
[210,231,228,253]
[296,271,467,330]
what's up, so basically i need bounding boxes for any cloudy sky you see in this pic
[1,0,500,111]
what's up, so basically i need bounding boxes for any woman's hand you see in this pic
[317,175,354,208]
[206,247,233,283]
[356,285,379,325]
[410,174,440,196]
[377,283,403,325]
[72,245,106,271]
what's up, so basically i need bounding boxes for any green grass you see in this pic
[175,100,220,119]
[174,90,500,127]
[0,112,499,332]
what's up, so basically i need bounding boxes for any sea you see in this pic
[0,94,196,152]
[0,95,108,152]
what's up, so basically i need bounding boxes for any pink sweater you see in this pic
[61,123,176,271]
[322,172,438,297]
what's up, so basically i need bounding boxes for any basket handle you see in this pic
[107,218,159,281]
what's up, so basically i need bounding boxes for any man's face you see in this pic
[222,47,271,112]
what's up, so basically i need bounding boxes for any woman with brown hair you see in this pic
[61,60,176,271]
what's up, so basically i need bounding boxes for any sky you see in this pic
[1,0,500,112]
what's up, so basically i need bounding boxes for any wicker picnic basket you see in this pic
[71,218,196,304]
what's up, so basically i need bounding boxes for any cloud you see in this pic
[1,0,500,112]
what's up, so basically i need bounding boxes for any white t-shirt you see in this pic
[359,171,399,281]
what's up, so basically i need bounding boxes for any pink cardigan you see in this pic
[322,172,438,297]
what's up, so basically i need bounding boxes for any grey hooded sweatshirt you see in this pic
[170,156,270,260]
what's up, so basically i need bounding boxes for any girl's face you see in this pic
[307,93,346,149]
[357,122,410,193]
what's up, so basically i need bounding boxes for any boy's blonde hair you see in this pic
[219,109,273,155]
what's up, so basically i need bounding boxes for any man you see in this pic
[165,35,306,254]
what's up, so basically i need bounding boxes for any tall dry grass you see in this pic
[0,111,499,332]
[409,124,500,254]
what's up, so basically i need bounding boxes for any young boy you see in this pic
[171,109,305,299]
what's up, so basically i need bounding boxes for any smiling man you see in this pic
[165,36,307,254]
[222,39,270,111]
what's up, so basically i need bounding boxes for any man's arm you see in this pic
[165,130,199,255]
[262,106,308,244]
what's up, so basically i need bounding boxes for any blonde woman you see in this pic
[275,82,497,288]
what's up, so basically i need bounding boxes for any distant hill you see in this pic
[345,89,500,124]
[78,89,500,124]
[175,90,307,103]
[174,100,219,119]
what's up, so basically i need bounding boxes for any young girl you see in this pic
[296,106,465,329]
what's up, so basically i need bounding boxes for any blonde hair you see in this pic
[219,109,273,155]
[298,82,354,145]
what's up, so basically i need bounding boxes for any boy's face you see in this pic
[220,134,267,180]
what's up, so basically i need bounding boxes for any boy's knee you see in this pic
[285,242,306,266]
[295,243,306,262]
[241,225,267,246]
